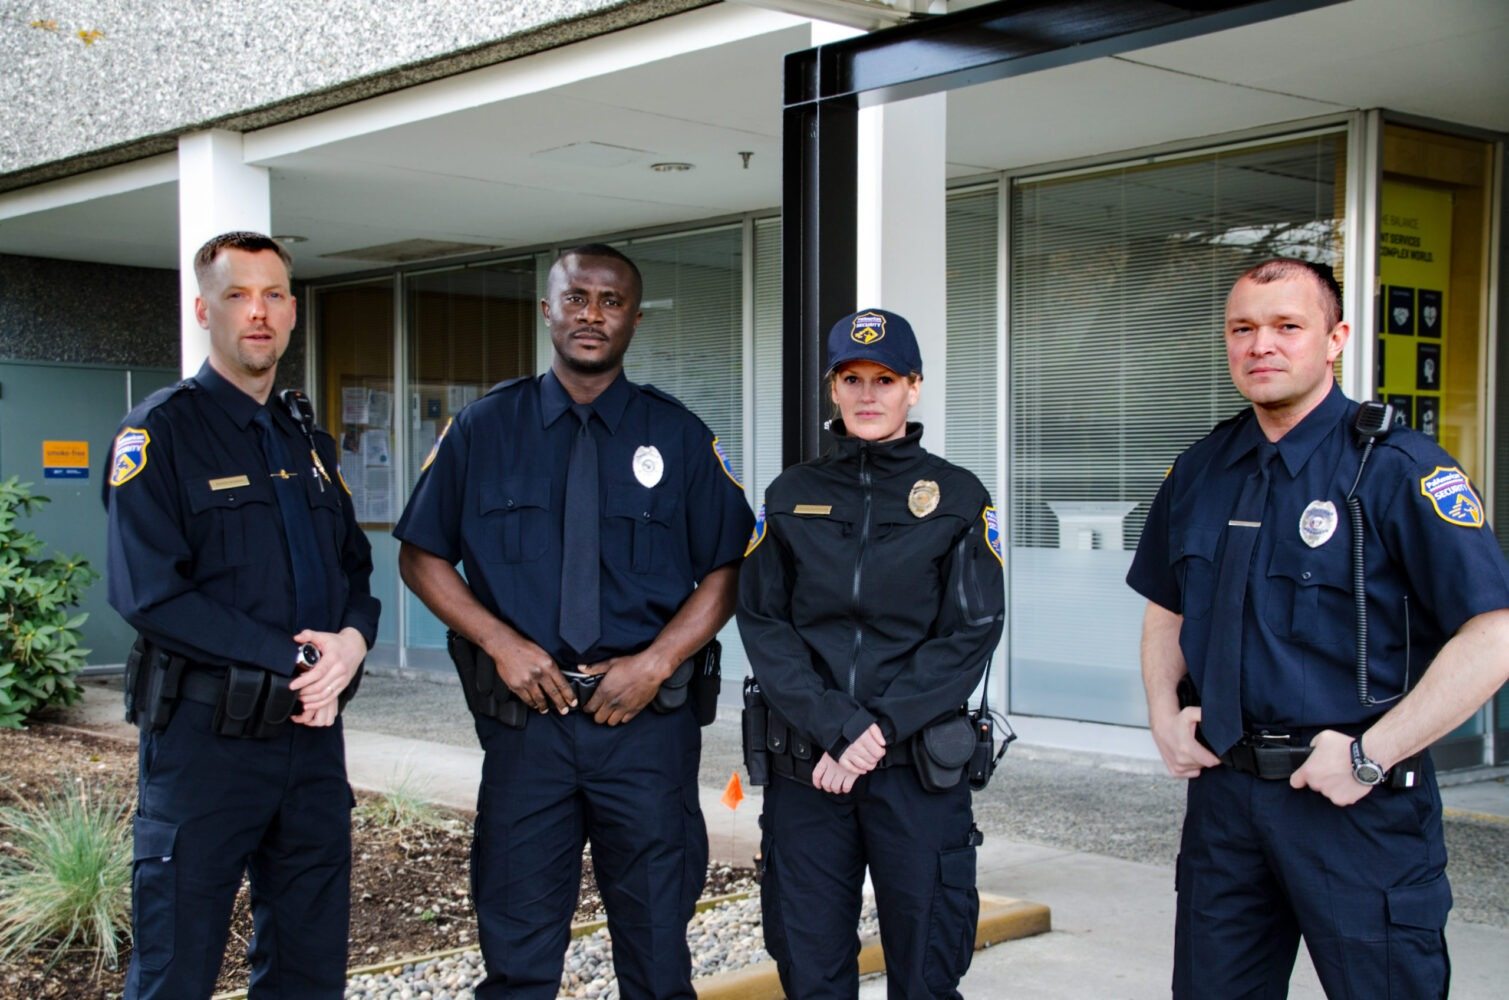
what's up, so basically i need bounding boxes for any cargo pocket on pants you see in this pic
[1386,873,1452,998]
[131,815,179,972]
[924,844,979,993]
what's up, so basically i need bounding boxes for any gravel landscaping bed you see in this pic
[343,892,880,999]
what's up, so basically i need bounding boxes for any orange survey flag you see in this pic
[721,770,745,810]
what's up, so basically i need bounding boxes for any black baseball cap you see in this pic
[825,308,923,378]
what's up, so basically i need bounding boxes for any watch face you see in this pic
[1354,762,1383,785]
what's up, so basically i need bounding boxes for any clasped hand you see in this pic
[288,627,368,727]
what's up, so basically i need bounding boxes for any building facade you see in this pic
[2,0,1504,765]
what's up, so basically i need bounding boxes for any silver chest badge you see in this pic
[633,445,664,487]
[1299,500,1337,548]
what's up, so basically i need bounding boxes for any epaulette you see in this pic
[482,375,533,398]
[639,383,690,411]
[120,377,197,426]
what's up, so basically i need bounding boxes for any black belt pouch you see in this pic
[912,713,976,793]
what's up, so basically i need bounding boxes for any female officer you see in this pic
[737,308,1006,999]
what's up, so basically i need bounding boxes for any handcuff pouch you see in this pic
[912,712,975,793]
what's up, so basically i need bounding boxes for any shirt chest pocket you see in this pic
[1171,527,1221,620]
[1264,539,1352,646]
[605,485,679,574]
[301,467,346,546]
[184,477,276,567]
[479,477,551,563]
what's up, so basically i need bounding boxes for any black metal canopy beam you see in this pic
[779,0,1344,466]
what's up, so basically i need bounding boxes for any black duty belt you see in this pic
[176,667,228,707]
[1219,727,1424,788]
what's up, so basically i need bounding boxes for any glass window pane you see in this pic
[403,259,538,665]
[314,279,399,668]
[1007,133,1348,725]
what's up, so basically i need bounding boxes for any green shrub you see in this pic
[0,780,133,973]
[0,476,99,729]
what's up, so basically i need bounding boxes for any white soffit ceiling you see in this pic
[948,0,1508,174]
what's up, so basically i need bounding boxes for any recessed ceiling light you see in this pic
[650,162,694,173]
[273,234,308,244]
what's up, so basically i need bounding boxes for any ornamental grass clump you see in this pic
[0,476,98,729]
[0,780,133,974]
[355,766,453,836]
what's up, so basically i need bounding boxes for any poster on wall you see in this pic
[1376,181,1452,447]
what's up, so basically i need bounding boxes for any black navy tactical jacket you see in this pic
[103,362,380,675]
[737,421,1005,758]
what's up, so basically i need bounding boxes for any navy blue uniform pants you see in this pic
[126,698,353,999]
[470,705,706,999]
[1175,760,1452,999]
[760,765,978,1000]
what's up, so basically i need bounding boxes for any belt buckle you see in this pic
[560,669,601,710]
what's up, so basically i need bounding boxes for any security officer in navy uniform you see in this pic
[394,244,754,999]
[105,231,380,998]
[738,309,1005,999]
[1128,258,1509,998]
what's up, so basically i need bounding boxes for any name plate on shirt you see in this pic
[210,475,251,491]
[793,504,833,516]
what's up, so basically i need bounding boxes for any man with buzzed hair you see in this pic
[396,244,753,997]
[106,231,379,997]
[1128,257,1509,997]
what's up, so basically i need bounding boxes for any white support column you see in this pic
[855,92,948,453]
[178,130,270,375]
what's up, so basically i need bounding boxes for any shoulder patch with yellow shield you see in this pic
[1419,466,1483,528]
[712,437,743,489]
[109,427,150,487]
[981,506,1003,566]
[421,417,452,473]
[745,503,767,557]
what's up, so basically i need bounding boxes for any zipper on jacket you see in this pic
[847,446,873,697]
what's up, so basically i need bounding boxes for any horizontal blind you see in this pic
[619,226,745,476]
[1010,133,1348,549]
[751,217,784,510]
[945,187,999,492]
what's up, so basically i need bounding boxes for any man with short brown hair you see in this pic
[106,231,378,998]
[1128,257,1509,997]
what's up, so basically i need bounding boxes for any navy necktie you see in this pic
[253,408,331,633]
[1200,441,1278,755]
[559,403,601,655]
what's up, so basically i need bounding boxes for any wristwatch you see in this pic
[296,642,321,672]
[1349,737,1386,786]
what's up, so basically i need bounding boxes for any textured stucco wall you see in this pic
[0,253,308,387]
[1,0,710,190]
[0,253,178,367]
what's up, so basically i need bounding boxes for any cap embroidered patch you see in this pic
[982,506,1003,566]
[850,311,886,345]
[1419,466,1483,528]
[745,503,767,557]
[109,427,150,487]
[712,437,742,489]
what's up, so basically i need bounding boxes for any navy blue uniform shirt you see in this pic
[1127,383,1509,728]
[104,362,380,675]
[393,370,754,665]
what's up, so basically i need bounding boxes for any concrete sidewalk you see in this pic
[66,678,1509,998]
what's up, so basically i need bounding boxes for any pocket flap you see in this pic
[480,476,550,515]
[132,815,178,863]
[184,475,273,513]
[1266,539,1351,590]
[1172,525,1221,565]
[1387,874,1452,930]
[605,484,678,524]
[938,845,976,889]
